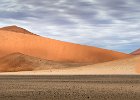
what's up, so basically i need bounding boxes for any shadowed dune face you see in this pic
[0,53,87,72]
[0,53,36,72]
[0,29,130,63]
[131,49,140,55]
[0,25,37,36]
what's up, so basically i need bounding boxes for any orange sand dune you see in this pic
[0,26,130,63]
[0,53,86,72]
[131,48,140,55]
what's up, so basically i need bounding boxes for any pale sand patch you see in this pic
[0,65,137,75]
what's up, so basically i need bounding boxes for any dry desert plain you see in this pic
[0,26,140,100]
[0,75,140,100]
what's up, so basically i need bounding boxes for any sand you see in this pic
[38,55,139,75]
[0,25,137,74]
[0,25,139,100]
[0,27,130,64]
[1,55,139,75]
[0,53,87,72]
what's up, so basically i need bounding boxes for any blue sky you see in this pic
[0,0,140,53]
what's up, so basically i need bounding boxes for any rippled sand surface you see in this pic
[0,75,140,100]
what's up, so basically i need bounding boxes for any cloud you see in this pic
[0,0,140,53]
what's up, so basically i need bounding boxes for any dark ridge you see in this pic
[0,25,38,36]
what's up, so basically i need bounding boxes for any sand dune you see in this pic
[75,55,140,74]
[0,52,87,72]
[1,55,140,75]
[0,26,130,64]
[131,48,140,55]
[43,55,139,75]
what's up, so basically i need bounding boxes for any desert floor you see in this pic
[0,75,140,100]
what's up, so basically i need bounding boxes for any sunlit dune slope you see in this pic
[131,48,140,55]
[0,53,86,72]
[0,26,130,63]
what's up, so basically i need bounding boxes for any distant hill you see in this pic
[131,48,140,55]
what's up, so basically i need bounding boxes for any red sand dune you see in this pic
[0,52,86,72]
[131,48,140,55]
[0,26,130,63]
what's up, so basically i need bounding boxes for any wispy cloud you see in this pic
[0,0,140,53]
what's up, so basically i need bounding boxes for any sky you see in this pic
[0,0,140,53]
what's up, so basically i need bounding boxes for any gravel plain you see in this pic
[0,75,140,100]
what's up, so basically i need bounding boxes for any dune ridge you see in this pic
[0,25,37,36]
[0,26,130,64]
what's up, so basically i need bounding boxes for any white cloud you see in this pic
[0,0,140,53]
